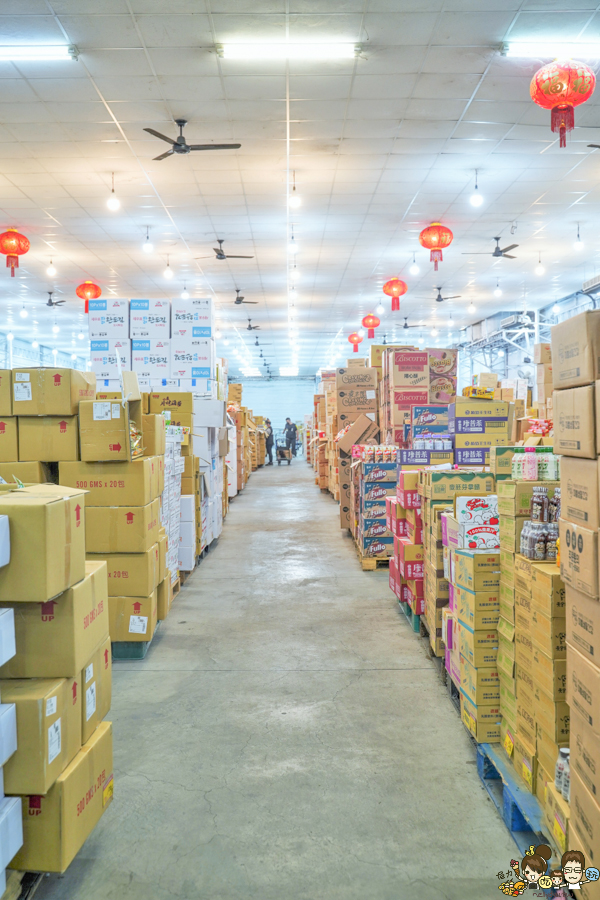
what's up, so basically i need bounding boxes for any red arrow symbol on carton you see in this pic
[75,504,81,525]
[126,512,134,524]
[53,373,62,385]
[133,601,142,613]
[104,648,109,668]
[40,600,56,619]
[59,420,67,433]
[109,443,121,452]
[72,681,78,703]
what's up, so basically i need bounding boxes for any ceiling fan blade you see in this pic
[444,295,461,300]
[194,256,214,259]
[153,149,175,161]
[242,301,258,304]
[225,254,254,259]
[144,128,177,146]
[588,144,600,149]
[461,252,490,255]
[500,244,518,253]
[502,254,517,259]
[189,143,241,151]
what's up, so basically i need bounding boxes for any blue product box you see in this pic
[362,462,397,483]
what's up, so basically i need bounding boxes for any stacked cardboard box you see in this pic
[0,607,21,890]
[552,309,600,857]
[0,485,113,873]
[353,456,396,559]
[337,415,380,530]
[448,397,511,467]
[535,342,553,414]
[389,470,425,618]
[88,299,131,389]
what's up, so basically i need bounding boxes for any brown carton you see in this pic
[0,485,85,602]
[531,607,566,659]
[566,586,600,666]
[571,708,600,802]
[513,732,537,794]
[18,416,79,462]
[0,417,17,462]
[567,642,600,739]
[553,384,596,457]
[569,769,600,864]
[108,591,157,642]
[81,635,111,744]
[335,368,378,389]
[532,645,566,700]
[335,389,377,415]
[85,499,160,553]
[12,368,95,416]
[1,677,81,794]
[559,519,599,599]
[561,456,600,531]
[531,564,565,617]
[0,371,12,416]
[59,458,156,506]
[534,343,552,365]
[336,414,379,456]
[0,461,50,484]
[0,561,108,678]
[87,545,159,597]
[79,399,142,463]
[10,721,113,873]
[148,392,193,414]
[551,310,600,390]
[157,575,172,621]
[545,781,570,855]
[141,414,166,457]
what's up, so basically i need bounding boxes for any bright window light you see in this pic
[71,353,77,360]
[503,41,600,59]
[553,303,560,315]
[0,45,76,62]
[241,367,262,377]
[78,332,84,340]
[280,367,299,376]
[32,340,38,349]
[219,42,360,60]
[52,324,60,334]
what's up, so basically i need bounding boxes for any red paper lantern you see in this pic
[76,281,101,313]
[382,278,407,312]
[348,332,363,353]
[0,228,30,277]
[530,59,595,148]
[362,314,380,339]
[419,223,453,271]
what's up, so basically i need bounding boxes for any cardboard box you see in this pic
[0,485,85,603]
[157,576,172,621]
[570,708,600,801]
[1,677,81,794]
[148,392,193,414]
[108,591,157,642]
[534,686,569,742]
[531,608,566,659]
[10,720,113,874]
[459,621,498,667]
[534,343,552,365]
[569,769,600,864]
[18,416,79,462]
[454,550,500,592]
[559,519,598,599]
[551,309,600,390]
[142,414,166,457]
[89,340,131,381]
[79,398,142,463]
[545,781,570,855]
[531,564,565,617]
[81,636,111,744]
[0,371,12,416]
[460,694,500,742]
[336,390,377,415]
[88,545,158,598]
[566,585,600,665]
[0,461,50,484]
[567,642,600,738]
[513,732,537,794]
[129,298,170,338]
[12,369,95,416]
[497,480,560,517]
[85,499,160,554]
[553,384,596,457]
[335,368,378,389]
[459,655,500,705]
[424,470,495,499]
[336,415,380,456]
[456,583,499,630]
[0,417,17,463]
[499,515,527,552]
[561,456,600,531]
[0,561,108,679]
[532,645,566,700]
[59,457,157,506]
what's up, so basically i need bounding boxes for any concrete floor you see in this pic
[38,461,516,900]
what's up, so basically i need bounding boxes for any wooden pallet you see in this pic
[398,598,421,632]
[477,742,550,856]
[3,872,45,900]
[171,577,181,597]
[353,542,390,571]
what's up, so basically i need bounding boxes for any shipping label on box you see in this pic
[81,635,111,744]
[131,340,170,380]
[129,299,170,339]
[90,341,131,381]
[88,299,129,339]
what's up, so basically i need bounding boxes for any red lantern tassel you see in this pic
[431,249,442,271]
[353,343,358,353]
[85,299,89,313]
[551,105,574,148]
[6,256,17,277]
[367,328,374,339]
[391,296,399,312]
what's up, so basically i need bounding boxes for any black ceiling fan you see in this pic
[246,319,260,331]
[432,287,461,303]
[463,237,518,259]
[144,119,241,161]
[402,317,421,329]
[46,291,64,307]
[234,289,257,305]
[197,239,254,262]
[588,144,600,150]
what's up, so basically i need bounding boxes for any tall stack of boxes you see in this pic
[535,342,553,420]
[89,299,130,390]
[0,484,113,873]
[389,470,424,618]
[448,397,511,467]
[337,415,380,530]
[552,310,600,858]
[353,455,396,559]
[0,606,21,890]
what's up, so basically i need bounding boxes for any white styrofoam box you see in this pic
[0,797,22,870]
[0,706,16,768]
[151,379,180,390]
[192,398,225,428]
[179,378,212,393]
[171,298,214,336]
[0,611,15,669]
[96,378,121,392]
[0,521,8,573]
[174,457,185,475]
[90,340,131,381]
[180,496,195,522]
[88,299,129,339]
[129,299,171,339]
[190,429,210,463]
[179,521,195,546]
[170,338,215,380]
[178,545,195,571]
[131,340,170,379]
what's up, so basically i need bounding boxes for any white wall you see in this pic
[235,378,315,432]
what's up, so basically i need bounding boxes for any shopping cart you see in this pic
[276,438,292,465]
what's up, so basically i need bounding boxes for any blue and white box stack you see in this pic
[88,299,130,384]
[129,299,170,339]
[170,299,215,381]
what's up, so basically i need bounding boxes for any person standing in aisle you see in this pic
[284,417,297,456]
[265,419,274,465]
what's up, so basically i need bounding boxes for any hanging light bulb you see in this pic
[288,235,298,254]
[553,303,560,315]
[224,338,230,346]
[164,256,173,280]
[106,172,120,211]
[535,252,545,276]
[468,302,476,314]
[51,348,58,356]
[181,285,189,299]
[290,265,300,283]
[409,253,420,276]
[498,349,505,357]
[215,330,222,339]
[431,327,439,336]
[288,170,301,209]
[494,280,502,298]
[142,227,153,254]
[47,260,57,277]
[19,305,27,319]
[470,169,483,207]
[376,302,385,315]
[6,333,13,342]
[78,332,84,340]
[574,223,584,252]
[31,340,38,349]
[71,353,77,360]
[52,324,60,334]
[358,328,365,338]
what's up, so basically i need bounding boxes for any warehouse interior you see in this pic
[0,2,598,900]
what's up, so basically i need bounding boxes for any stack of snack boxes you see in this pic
[448,397,512,467]
[351,449,396,559]
[552,310,600,858]
[337,415,380,531]
[388,469,424,617]
[535,342,553,420]
[0,483,113,874]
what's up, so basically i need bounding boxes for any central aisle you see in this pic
[39,462,515,900]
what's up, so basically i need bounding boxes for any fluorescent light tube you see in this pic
[503,41,600,58]
[218,43,360,60]
[0,45,77,61]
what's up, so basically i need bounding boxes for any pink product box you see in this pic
[396,518,409,539]
[448,581,456,614]
[396,488,421,509]
[398,559,424,581]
